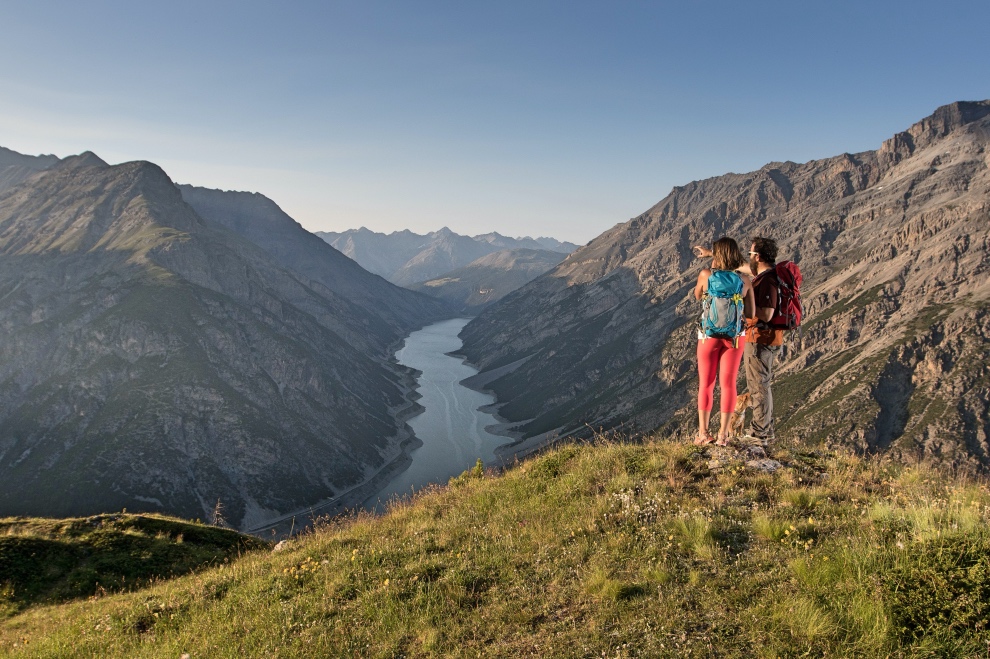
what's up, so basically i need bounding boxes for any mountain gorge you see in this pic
[460,100,990,470]
[0,152,448,528]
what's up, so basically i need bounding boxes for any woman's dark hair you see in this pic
[711,237,744,271]
[751,236,778,264]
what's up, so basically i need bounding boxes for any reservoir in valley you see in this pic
[364,318,509,509]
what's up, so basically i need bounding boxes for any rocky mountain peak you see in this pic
[880,100,990,167]
[53,151,109,170]
[0,156,205,258]
[913,100,990,141]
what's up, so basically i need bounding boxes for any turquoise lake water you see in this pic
[363,318,509,509]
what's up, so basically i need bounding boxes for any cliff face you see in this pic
[459,101,990,470]
[0,155,429,528]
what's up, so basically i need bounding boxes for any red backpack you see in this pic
[768,261,803,330]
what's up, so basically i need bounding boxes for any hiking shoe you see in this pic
[740,434,772,447]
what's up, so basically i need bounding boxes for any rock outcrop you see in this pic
[459,100,990,471]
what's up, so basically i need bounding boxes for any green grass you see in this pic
[1,440,989,657]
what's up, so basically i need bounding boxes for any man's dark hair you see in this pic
[751,236,777,264]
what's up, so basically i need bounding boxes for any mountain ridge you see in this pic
[178,184,451,353]
[317,226,578,285]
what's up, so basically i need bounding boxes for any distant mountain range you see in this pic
[317,227,578,286]
[0,148,448,528]
[460,100,990,471]
[408,248,568,313]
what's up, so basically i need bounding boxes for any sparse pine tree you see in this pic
[211,498,227,528]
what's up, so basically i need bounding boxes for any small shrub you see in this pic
[530,447,579,480]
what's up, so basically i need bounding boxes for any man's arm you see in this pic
[753,274,778,323]
[755,306,774,323]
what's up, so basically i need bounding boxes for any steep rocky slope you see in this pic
[0,154,434,528]
[318,227,577,285]
[179,186,449,349]
[408,247,566,313]
[460,101,990,470]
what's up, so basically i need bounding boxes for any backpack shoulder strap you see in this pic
[753,267,779,285]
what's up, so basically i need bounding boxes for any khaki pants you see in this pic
[744,342,780,439]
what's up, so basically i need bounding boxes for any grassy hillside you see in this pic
[2,438,989,657]
[0,514,267,620]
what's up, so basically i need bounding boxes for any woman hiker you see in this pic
[691,237,756,446]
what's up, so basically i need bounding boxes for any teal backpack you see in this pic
[700,270,744,343]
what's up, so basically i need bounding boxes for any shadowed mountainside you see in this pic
[179,185,450,342]
[460,100,990,471]
[0,153,442,528]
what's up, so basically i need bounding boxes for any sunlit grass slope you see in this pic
[2,440,989,657]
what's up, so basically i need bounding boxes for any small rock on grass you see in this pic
[745,458,783,473]
[744,446,767,459]
[705,445,738,470]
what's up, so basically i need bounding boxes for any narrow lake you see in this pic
[363,318,509,509]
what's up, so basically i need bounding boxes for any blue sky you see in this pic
[1,1,987,243]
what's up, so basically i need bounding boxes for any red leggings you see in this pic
[697,336,746,413]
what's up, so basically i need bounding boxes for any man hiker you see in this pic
[743,237,782,444]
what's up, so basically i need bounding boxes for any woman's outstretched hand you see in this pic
[692,245,712,258]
